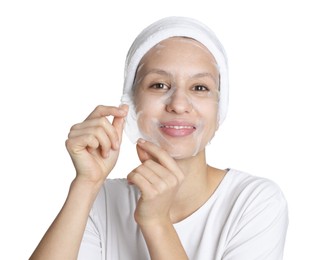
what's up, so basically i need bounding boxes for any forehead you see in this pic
[136,37,219,77]
[143,36,216,61]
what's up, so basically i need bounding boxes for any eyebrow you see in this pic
[140,69,171,78]
[192,72,219,85]
[140,69,219,85]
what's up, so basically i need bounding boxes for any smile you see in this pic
[161,125,196,130]
[159,123,196,137]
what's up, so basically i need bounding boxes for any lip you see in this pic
[159,121,196,137]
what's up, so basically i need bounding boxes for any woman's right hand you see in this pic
[65,105,128,184]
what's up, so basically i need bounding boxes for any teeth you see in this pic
[162,125,194,129]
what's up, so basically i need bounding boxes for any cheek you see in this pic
[197,103,218,144]
[206,114,218,139]
[135,96,164,133]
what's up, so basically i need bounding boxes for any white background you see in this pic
[1,0,324,259]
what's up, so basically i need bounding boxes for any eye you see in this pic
[193,85,209,91]
[149,83,170,90]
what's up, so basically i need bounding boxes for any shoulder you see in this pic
[220,169,289,258]
[226,169,286,200]
[225,168,288,222]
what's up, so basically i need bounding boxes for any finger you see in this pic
[112,105,128,140]
[66,134,100,155]
[136,139,174,167]
[70,117,120,150]
[127,172,157,198]
[135,151,181,190]
[136,144,152,163]
[85,105,127,121]
[68,127,113,158]
[143,160,180,189]
[127,164,159,184]
[128,169,162,201]
[136,139,184,182]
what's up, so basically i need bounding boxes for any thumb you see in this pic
[112,117,124,144]
[136,143,153,163]
[112,105,128,144]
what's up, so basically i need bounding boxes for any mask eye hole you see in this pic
[193,85,209,92]
[149,83,170,91]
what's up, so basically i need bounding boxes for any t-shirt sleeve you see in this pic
[222,180,289,260]
[77,212,102,260]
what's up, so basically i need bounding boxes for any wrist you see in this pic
[138,217,172,233]
[71,176,104,197]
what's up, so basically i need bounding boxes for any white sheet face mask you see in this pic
[136,89,218,159]
[123,37,220,159]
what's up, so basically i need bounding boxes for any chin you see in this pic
[160,143,205,160]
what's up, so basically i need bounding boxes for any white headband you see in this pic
[121,16,229,142]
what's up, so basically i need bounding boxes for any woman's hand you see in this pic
[66,105,128,184]
[127,139,184,227]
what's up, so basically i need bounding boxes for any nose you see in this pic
[166,88,193,114]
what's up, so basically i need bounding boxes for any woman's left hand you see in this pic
[127,139,185,227]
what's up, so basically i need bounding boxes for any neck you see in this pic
[174,149,208,176]
[170,149,224,223]
[173,149,210,202]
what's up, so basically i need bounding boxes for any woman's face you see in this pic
[133,37,219,159]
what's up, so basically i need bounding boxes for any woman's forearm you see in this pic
[29,178,103,260]
[140,221,188,260]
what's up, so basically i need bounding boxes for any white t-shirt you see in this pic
[78,169,288,260]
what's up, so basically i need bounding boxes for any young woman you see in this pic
[30,16,288,260]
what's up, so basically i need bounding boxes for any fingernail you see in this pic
[118,109,126,115]
[119,104,128,113]
[137,138,146,144]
